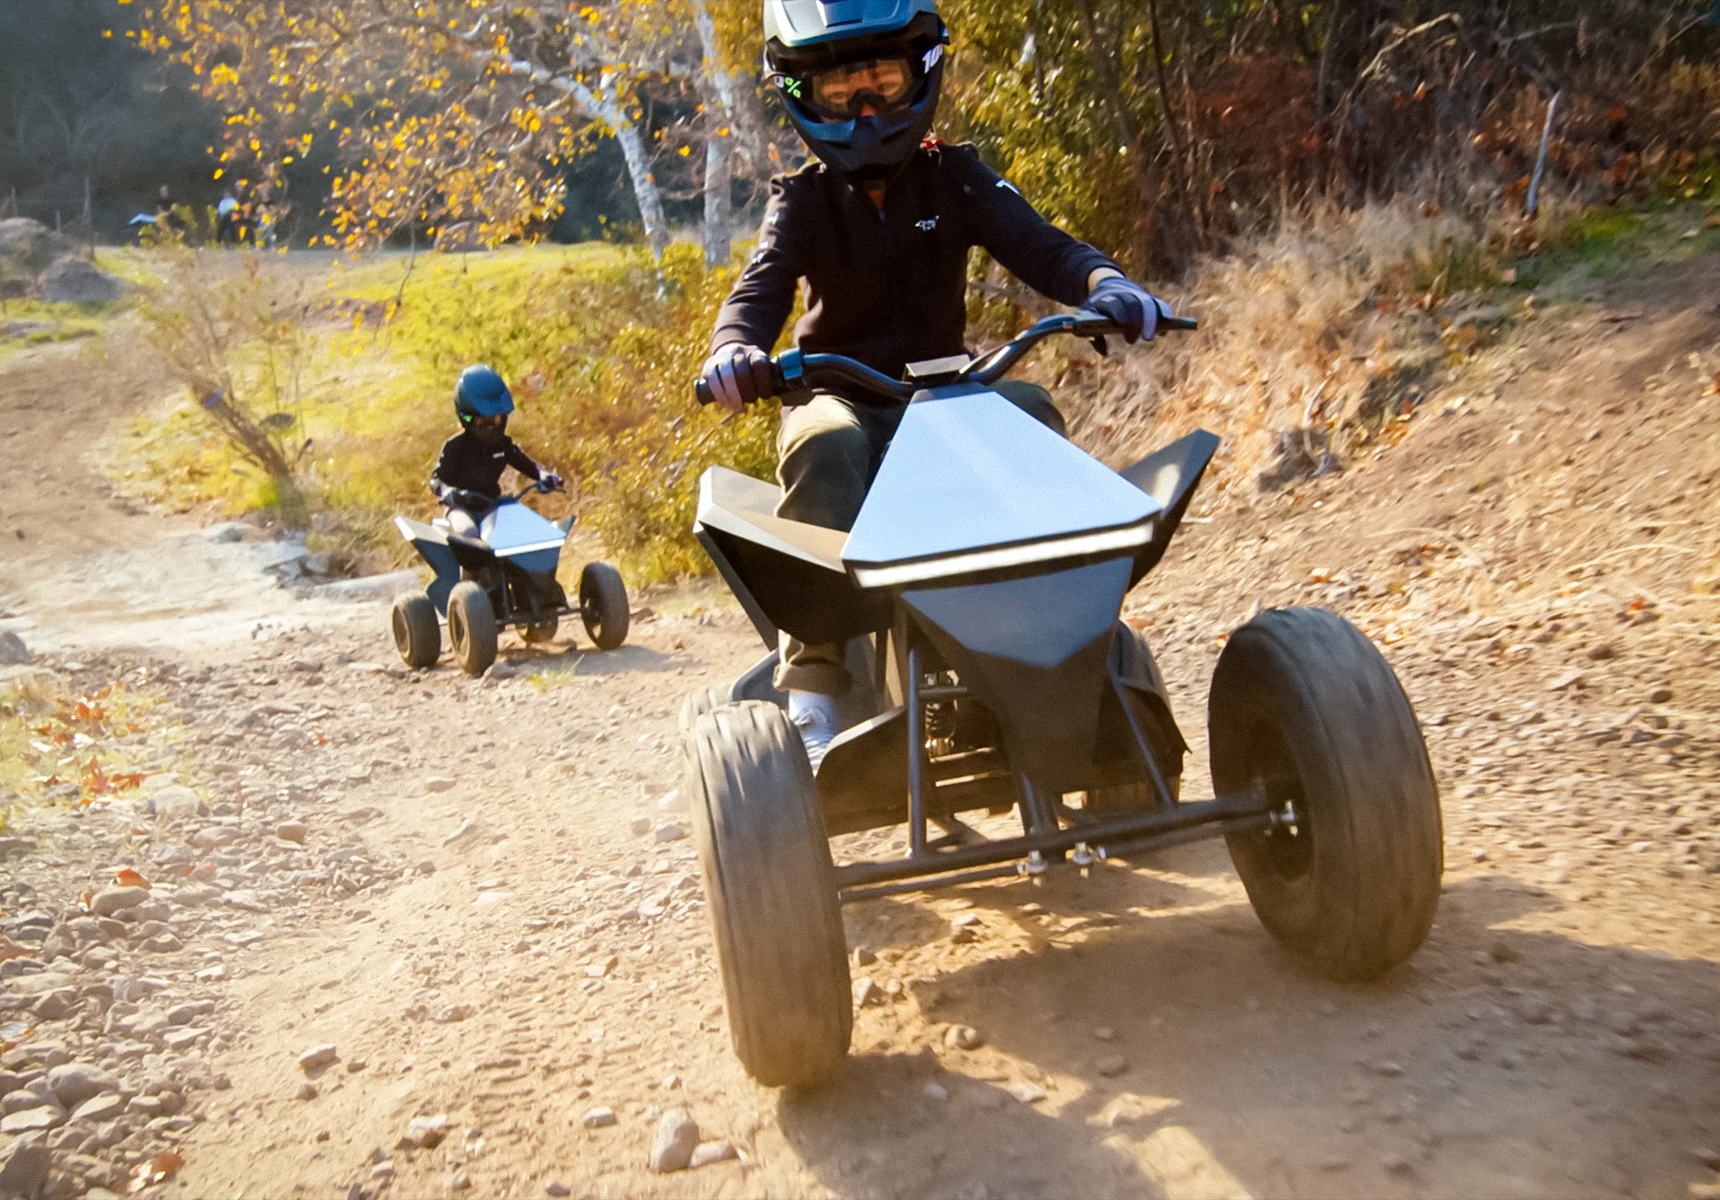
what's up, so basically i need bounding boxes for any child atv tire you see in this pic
[390,591,441,669]
[447,581,498,676]
[685,701,851,1088]
[579,562,630,651]
[1209,606,1442,982]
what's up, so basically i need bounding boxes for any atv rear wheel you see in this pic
[1209,606,1442,982]
[579,562,630,651]
[390,591,441,669]
[521,617,558,644]
[447,581,498,676]
[686,700,851,1088]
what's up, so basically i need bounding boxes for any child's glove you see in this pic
[1082,276,1165,344]
[445,489,488,510]
[540,473,564,492]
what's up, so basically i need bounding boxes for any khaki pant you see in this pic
[774,380,1065,694]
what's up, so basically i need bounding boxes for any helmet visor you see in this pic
[792,56,917,120]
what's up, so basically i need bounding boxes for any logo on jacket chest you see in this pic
[915,216,939,233]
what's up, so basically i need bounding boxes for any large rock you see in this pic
[90,887,149,918]
[0,1135,50,1197]
[35,255,129,303]
[47,1062,117,1108]
[0,219,73,275]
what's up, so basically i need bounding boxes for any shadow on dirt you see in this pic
[788,863,1720,1200]
[493,641,695,677]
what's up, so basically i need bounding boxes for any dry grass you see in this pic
[1044,191,1604,503]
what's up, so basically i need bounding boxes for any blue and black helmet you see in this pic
[763,1,947,179]
[454,365,514,428]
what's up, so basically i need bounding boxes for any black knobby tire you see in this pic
[685,700,851,1087]
[677,687,730,741]
[579,562,630,651]
[1209,606,1442,982]
[522,617,559,644]
[447,580,498,676]
[390,591,441,669]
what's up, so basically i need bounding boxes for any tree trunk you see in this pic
[703,134,732,267]
[692,0,735,267]
[612,119,669,261]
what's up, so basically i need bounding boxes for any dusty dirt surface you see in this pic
[0,255,1715,1200]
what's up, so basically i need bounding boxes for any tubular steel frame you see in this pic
[833,619,1279,904]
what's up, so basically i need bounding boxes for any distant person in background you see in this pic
[216,188,239,246]
[154,184,181,233]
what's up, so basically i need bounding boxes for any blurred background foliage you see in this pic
[18,1,1720,584]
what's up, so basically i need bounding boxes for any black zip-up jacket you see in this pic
[429,430,541,503]
[710,142,1119,386]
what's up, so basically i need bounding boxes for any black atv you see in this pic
[680,312,1442,1087]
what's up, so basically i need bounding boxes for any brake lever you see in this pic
[1088,335,1109,357]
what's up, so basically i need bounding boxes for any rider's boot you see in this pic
[787,690,840,772]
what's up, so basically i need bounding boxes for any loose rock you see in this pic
[90,888,149,918]
[1095,1055,1128,1077]
[582,1107,617,1129]
[946,1025,983,1051]
[689,1141,737,1169]
[297,1044,339,1072]
[648,1108,700,1173]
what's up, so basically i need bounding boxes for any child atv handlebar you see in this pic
[693,309,1197,407]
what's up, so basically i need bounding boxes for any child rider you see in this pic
[430,365,562,538]
[698,0,1168,768]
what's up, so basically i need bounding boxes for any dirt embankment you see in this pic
[0,254,1713,1200]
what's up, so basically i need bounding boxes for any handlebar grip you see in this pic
[693,359,791,407]
[1160,315,1199,332]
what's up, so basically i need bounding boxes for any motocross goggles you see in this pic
[776,47,935,122]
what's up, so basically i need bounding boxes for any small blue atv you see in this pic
[680,311,1443,1088]
[389,481,630,674]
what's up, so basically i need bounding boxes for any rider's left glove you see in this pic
[1083,276,1166,344]
[540,472,564,492]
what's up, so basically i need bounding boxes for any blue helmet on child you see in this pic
[454,365,514,427]
[763,1,948,179]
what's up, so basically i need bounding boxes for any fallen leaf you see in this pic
[0,936,32,964]
[114,868,151,890]
[131,1149,183,1191]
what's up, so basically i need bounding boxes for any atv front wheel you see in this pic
[390,591,441,669]
[579,562,630,651]
[447,581,499,676]
[1209,606,1442,981]
[686,700,850,1088]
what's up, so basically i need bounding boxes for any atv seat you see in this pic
[695,469,890,648]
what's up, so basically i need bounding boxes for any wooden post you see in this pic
[1527,90,1562,219]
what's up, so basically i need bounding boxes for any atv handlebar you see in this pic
[694,308,1197,407]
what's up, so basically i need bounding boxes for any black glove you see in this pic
[1082,276,1164,344]
[699,343,773,411]
[445,489,490,511]
[539,473,564,493]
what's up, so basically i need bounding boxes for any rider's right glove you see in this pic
[699,343,773,413]
[1083,276,1165,344]
[446,489,486,510]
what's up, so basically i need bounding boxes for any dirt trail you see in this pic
[0,257,1714,1200]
